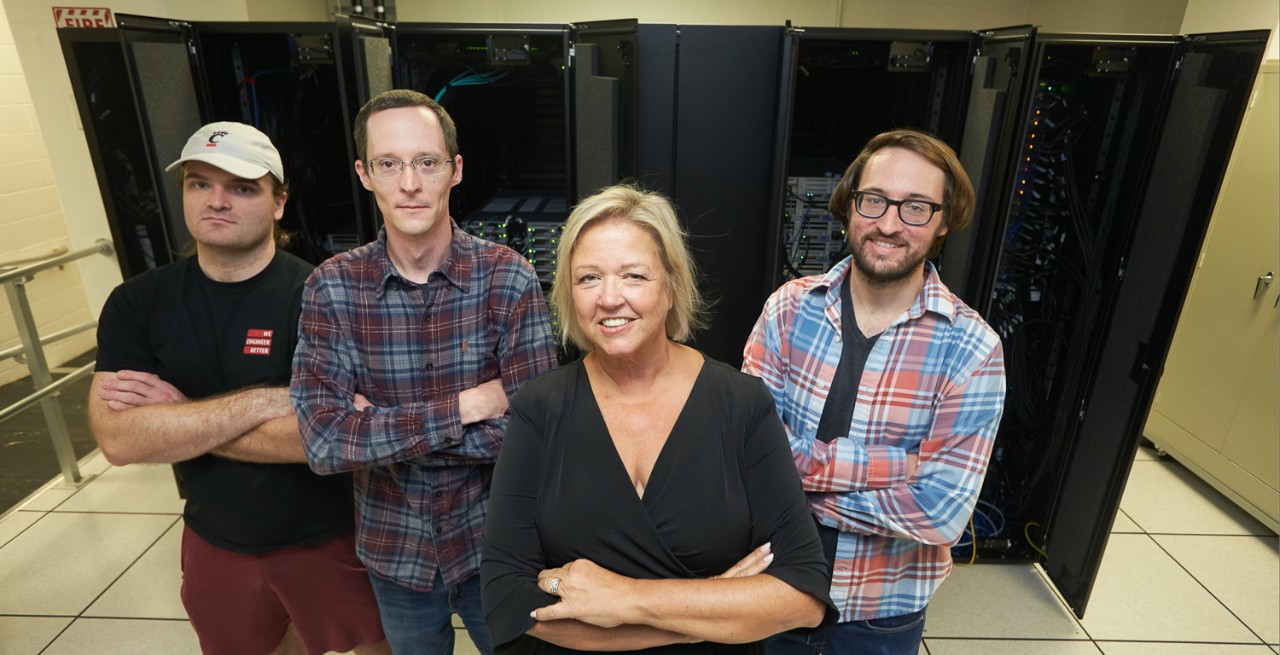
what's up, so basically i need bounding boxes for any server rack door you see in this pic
[943,25,1036,303]
[570,18,639,199]
[58,27,176,279]
[765,27,976,292]
[335,16,394,246]
[114,15,205,263]
[1039,29,1270,618]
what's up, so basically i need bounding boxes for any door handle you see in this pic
[1255,272,1273,300]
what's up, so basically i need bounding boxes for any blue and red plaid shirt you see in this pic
[743,258,1005,621]
[291,225,556,591]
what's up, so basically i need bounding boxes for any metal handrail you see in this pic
[0,362,95,425]
[1,238,116,486]
[0,247,69,269]
[0,322,97,364]
[0,239,113,285]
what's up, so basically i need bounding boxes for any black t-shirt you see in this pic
[95,251,354,553]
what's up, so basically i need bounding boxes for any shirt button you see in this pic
[835,334,842,342]
[435,526,443,534]
[425,363,434,371]
[434,491,443,498]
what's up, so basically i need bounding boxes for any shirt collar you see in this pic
[815,257,957,326]
[371,221,474,298]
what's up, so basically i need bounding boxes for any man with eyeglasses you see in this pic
[290,90,556,655]
[743,129,1006,655]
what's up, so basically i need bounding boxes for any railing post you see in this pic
[3,276,83,484]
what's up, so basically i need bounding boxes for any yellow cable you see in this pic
[1024,521,1048,558]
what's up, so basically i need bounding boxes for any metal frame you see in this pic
[0,239,115,485]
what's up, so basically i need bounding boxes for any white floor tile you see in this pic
[925,563,1089,639]
[1111,510,1142,534]
[53,464,184,514]
[18,486,77,512]
[1151,534,1280,644]
[0,512,176,615]
[0,510,43,547]
[1079,534,1258,642]
[925,639,1103,654]
[1120,461,1271,536]
[1097,643,1276,654]
[84,520,186,619]
[40,618,200,655]
[0,616,72,655]
[78,451,111,477]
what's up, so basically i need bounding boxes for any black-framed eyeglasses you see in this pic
[365,156,454,179]
[851,191,942,226]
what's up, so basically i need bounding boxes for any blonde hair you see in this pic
[551,185,707,351]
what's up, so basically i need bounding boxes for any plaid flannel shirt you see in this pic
[743,258,1005,621]
[291,225,556,591]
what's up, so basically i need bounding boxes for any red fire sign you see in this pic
[53,7,116,28]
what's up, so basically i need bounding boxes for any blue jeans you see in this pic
[367,569,495,655]
[766,608,927,655]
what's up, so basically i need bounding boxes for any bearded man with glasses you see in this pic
[743,130,1007,655]
[290,89,557,655]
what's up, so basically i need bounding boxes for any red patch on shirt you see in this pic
[243,329,273,356]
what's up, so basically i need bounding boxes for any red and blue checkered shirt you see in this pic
[291,225,556,591]
[743,259,1005,621]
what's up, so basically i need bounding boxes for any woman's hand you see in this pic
[534,559,637,627]
[713,543,773,579]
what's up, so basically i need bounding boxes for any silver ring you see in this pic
[548,577,561,595]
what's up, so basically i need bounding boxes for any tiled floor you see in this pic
[0,446,1275,654]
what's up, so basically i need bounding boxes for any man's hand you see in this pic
[458,378,508,425]
[354,392,374,412]
[99,370,188,411]
[906,452,920,479]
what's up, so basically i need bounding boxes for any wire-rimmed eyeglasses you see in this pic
[365,156,455,178]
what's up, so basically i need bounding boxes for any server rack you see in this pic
[190,18,389,263]
[766,26,1035,296]
[392,20,637,295]
[58,15,389,275]
[968,29,1269,616]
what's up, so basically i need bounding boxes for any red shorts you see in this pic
[180,524,385,655]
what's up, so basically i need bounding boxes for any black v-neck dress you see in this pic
[481,355,833,653]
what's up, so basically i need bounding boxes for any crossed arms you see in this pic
[88,370,305,465]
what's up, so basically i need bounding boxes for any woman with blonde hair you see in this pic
[481,185,832,653]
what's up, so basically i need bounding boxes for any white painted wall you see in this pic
[0,1,98,385]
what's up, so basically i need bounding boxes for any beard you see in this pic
[850,237,930,288]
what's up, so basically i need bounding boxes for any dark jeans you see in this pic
[367,569,495,655]
[766,607,927,655]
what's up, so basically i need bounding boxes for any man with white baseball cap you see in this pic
[90,121,388,655]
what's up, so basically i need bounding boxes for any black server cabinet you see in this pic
[58,15,388,276]
[392,21,637,294]
[628,25,785,368]
[969,30,1269,616]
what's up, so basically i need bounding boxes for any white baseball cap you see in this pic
[166,121,285,183]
